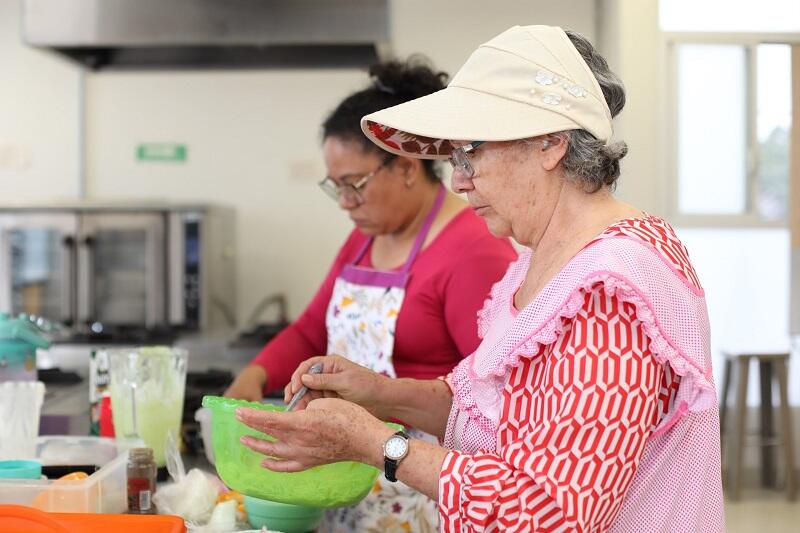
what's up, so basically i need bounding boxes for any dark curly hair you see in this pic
[322,56,448,182]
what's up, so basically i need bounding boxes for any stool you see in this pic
[719,352,796,501]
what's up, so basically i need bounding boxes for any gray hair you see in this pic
[557,31,628,193]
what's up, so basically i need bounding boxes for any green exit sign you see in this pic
[136,143,187,162]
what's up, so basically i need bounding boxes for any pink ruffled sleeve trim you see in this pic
[456,235,716,432]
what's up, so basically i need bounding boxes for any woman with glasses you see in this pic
[235,26,724,532]
[225,58,517,531]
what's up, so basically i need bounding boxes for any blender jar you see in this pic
[107,347,188,467]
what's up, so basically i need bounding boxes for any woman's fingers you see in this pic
[239,435,314,472]
[283,384,323,409]
[283,383,293,404]
[237,410,329,472]
[260,458,307,472]
[300,371,344,392]
[239,435,279,456]
[291,391,320,411]
[288,356,329,392]
[240,435,296,458]
[236,407,297,436]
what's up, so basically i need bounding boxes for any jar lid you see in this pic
[129,448,155,462]
[0,460,43,479]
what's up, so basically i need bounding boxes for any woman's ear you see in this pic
[393,157,422,186]
[539,135,567,171]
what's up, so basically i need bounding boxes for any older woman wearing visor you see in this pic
[236,26,724,532]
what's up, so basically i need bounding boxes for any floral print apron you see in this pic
[321,186,445,533]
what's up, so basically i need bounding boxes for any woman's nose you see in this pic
[450,168,475,194]
[338,193,359,210]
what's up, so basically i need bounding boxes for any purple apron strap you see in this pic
[351,235,373,265]
[401,185,446,273]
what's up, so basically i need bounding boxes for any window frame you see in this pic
[663,32,799,228]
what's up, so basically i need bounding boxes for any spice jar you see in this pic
[127,447,157,514]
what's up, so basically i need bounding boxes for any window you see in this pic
[676,44,747,216]
[661,0,796,223]
[670,41,792,222]
[660,0,800,33]
[756,44,792,220]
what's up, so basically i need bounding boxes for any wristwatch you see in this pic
[382,430,410,482]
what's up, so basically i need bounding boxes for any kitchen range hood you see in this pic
[22,0,391,70]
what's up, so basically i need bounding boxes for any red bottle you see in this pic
[98,395,115,437]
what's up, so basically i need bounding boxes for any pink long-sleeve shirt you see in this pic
[439,215,724,532]
[252,208,518,394]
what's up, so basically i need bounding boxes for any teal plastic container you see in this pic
[0,460,42,479]
[0,313,50,382]
[244,496,323,533]
[202,395,401,508]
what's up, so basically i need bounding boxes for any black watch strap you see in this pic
[384,457,399,482]
[383,430,409,483]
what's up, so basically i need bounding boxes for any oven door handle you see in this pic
[80,235,96,326]
[61,235,76,327]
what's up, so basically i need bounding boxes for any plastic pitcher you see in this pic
[0,381,45,460]
[107,347,187,467]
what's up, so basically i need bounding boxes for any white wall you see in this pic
[677,228,799,404]
[86,70,362,323]
[597,0,664,215]
[0,0,81,200]
[390,1,596,76]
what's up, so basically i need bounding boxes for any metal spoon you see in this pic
[285,363,324,412]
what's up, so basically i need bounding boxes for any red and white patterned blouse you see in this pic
[438,215,724,532]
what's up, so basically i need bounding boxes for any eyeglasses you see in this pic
[318,156,394,204]
[448,141,485,179]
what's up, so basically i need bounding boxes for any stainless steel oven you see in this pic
[77,212,166,328]
[0,203,235,336]
[0,213,77,325]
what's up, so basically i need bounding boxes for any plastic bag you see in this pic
[153,468,219,525]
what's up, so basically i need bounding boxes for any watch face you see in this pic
[384,435,409,460]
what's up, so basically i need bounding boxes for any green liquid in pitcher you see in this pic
[108,347,187,467]
[110,390,183,466]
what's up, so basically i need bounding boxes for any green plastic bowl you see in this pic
[244,496,323,533]
[202,395,400,508]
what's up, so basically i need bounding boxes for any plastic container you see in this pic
[41,436,129,467]
[0,461,42,480]
[0,381,45,460]
[0,504,186,532]
[244,496,323,533]
[202,395,401,508]
[107,347,188,467]
[194,407,215,465]
[0,436,142,513]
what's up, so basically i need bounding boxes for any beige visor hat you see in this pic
[361,25,614,159]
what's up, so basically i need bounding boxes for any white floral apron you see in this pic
[321,186,445,533]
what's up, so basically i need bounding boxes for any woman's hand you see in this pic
[236,398,394,472]
[224,365,267,402]
[283,355,391,418]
